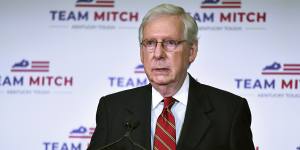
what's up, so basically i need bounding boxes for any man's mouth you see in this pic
[152,68,170,74]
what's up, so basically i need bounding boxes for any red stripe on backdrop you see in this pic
[222,2,241,4]
[201,5,241,8]
[76,4,113,7]
[283,68,300,71]
[32,61,49,64]
[69,136,92,139]
[284,64,300,67]
[262,72,300,75]
[11,69,49,72]
[31,66,49,68]
[96,0,114,3]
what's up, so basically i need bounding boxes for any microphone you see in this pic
[97,120,147,150]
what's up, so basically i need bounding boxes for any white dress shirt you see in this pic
[151,75,190,149]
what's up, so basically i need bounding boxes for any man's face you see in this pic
[140,15,197,87]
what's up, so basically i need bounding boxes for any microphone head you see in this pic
[123,119,140,130]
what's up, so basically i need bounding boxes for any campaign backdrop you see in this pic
[0,0,299,150]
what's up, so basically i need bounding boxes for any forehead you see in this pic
[143,15,184,40]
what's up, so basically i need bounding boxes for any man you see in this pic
[88,3,255,150]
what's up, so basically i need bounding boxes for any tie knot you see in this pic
[163,97,175,109]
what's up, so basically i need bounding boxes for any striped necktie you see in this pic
[153,97,176,150]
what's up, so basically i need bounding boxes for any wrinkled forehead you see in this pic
[142,15,185,38]
[145,14,183,27]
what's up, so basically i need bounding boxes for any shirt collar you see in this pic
[152,74,190,109]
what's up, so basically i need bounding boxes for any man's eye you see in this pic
[165,40,177,45]
[146,40,156,45]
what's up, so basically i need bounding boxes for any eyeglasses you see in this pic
[140,39,186,52]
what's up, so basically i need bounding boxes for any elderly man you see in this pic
[88,3,255,150]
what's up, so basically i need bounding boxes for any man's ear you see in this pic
[189,40,198,64]
[140,48,144,64]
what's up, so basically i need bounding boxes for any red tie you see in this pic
[153,97,176,150]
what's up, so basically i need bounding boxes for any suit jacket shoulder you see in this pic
[101,84,151,105]
[177,76,254,150]
[88,84,152,150]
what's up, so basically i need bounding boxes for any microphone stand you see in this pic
[97,121,146,150]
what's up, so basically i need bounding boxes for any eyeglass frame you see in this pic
[140,39,187,52]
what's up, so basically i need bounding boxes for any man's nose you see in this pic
[153,42,166,58]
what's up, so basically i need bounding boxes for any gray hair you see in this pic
[139,3,198,44]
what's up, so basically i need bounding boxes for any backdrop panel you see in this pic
[0,0,299,150]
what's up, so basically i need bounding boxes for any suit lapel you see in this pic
[177,76,213,150]
[124,84,152,150]
[122,76,213,149]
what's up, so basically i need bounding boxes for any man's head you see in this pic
[139,4,198,92]
[139,4,198,44]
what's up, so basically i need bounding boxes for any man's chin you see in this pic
[151,77,172,86]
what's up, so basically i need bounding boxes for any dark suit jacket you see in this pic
[88,75,255,150]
